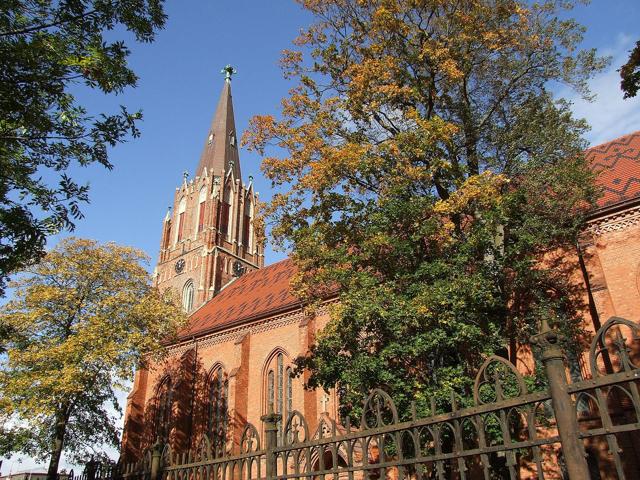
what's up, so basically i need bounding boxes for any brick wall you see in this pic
[122,307,334,461]
[155,169,263,314]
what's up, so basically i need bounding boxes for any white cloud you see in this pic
[560,34,640,147]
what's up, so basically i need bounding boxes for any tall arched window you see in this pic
[155,377,173,443]
[163,217,172,250]
[220,185,234,240]
[182,280,194,312]
[197,187,207,233]
[207,366,228,456]
[265,351,294,444]
[243,198,253,250]
[176,197,187,242]
[220,185,231,238]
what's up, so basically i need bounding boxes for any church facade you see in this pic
[121,71,640,464]
[121,73,336,462]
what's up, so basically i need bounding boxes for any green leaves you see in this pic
[0,238,185,465]
[620,40,640,99]
[0,0,167,295]
[264,0,603,419]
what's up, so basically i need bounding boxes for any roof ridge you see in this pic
[586,130,640,152]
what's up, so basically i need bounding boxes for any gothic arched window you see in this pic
[243,198,253,250]
[265,351,294,444]
[176,197,187,242]
[197,187,207,233]
[220,186,232,238]
[182,280,194,312]
[155,377,173,443]
[207,366,228,456]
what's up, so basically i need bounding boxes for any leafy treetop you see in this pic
[244,0,605,418]
[0,0,167,295]
[0,238,185,477]
[620,40,640,98]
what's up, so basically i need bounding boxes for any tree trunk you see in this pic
[47,405,70,480]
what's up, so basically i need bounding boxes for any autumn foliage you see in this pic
[0,238,185,477]
[244,0,606,417]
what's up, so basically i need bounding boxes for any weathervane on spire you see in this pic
[221,64,237,82]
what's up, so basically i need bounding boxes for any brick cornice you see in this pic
[586,204,640,236]
[165,301,334,358]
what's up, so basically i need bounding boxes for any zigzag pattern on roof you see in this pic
[586,131,640,208]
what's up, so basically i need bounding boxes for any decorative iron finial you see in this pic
[530,317,564,362]
[183,170,189,181]
[221,64,237,82]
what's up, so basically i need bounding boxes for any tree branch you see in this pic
[0,9,98,37]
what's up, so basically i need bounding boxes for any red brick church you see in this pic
[120,70,640,463]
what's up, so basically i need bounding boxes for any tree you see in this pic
[620,40,640,98]
[0,238,185,479]
[0,0,167,296]
[244,0,606,418]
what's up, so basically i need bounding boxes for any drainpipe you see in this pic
[576,241,614,374]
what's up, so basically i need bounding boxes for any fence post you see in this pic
[261,412,282,480]
[85,457,96,480]
[150,439,163,480]
[531,319,590,480]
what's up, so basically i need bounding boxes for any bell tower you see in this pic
[154,66,264,312]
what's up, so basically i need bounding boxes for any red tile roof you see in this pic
[180,258,299,339]
[180,131,640,340]
[587,131,640,209]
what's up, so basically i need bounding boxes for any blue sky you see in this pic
[45,0,315,269]
[45,1,640,270]
[3,0,640,475]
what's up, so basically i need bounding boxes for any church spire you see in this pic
[154,65,264,313]
[196,66,242,180]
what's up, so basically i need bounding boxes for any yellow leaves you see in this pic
[434,171,509,216]
[0,237,187,420]
[346,55,411,113]
[248,0,573,246]
[406,109,458,138]
[423,171,509,248]
[251,198,268,245]
[251,1,546,198]
[303,141,370,191]
[280,49,304,79]
[413,303,431,317]
[419,39,464,81]
[242,114,277,154]
[372,3,401,30]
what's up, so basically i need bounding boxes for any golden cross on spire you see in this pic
[221,64,237,82]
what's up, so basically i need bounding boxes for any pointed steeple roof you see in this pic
[196,68,242,180]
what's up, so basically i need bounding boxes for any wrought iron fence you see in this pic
[83,316,640,480]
